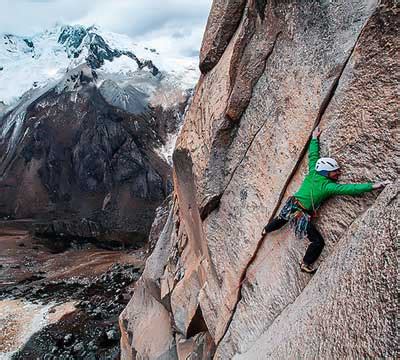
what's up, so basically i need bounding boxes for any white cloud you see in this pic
[0,0,212,58]
[0,0,93,34]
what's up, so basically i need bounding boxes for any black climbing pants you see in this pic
[264,217,325,265]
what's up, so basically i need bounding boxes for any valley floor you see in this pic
[0,221,146,360]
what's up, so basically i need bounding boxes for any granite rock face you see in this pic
[233,183,398,359]
[121,1,399,358]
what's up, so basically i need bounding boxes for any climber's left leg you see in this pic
[301,222,325,273]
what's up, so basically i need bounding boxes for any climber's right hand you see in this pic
[372,180,392,189]
[312,126,321,139]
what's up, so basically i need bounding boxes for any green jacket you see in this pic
[294,138,373,211]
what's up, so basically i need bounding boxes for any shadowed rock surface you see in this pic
[120,0,398,359]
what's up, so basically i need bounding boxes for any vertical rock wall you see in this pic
[120,1,399,358]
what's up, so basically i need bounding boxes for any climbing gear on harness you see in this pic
[315,157,340,172]
[278,197,312,239]
[300,262,317,274]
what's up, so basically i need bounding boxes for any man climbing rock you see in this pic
[262,126,390,274]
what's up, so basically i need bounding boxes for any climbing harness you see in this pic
[278,196,312,239]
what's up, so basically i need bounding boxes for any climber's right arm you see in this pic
[308,127,321,172]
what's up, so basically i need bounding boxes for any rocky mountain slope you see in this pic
[0,25,195,243]
[120,0,398,358]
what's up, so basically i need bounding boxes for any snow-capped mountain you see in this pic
[0,24,197,166]
[0,24,199,106]
[0,24,196,240]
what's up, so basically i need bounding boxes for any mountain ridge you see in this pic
[0,24,198,107]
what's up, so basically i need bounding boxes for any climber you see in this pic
[262,126,391,274]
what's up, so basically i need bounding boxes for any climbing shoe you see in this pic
[300,262,317,274]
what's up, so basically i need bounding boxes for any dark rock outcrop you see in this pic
[121,1,398,359]
[0,67,187,242]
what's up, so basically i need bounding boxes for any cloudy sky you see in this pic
[0,0,212,58]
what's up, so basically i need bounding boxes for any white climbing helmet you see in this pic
[315,157,340,172]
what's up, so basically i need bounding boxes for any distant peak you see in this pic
[58,25,87,53]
